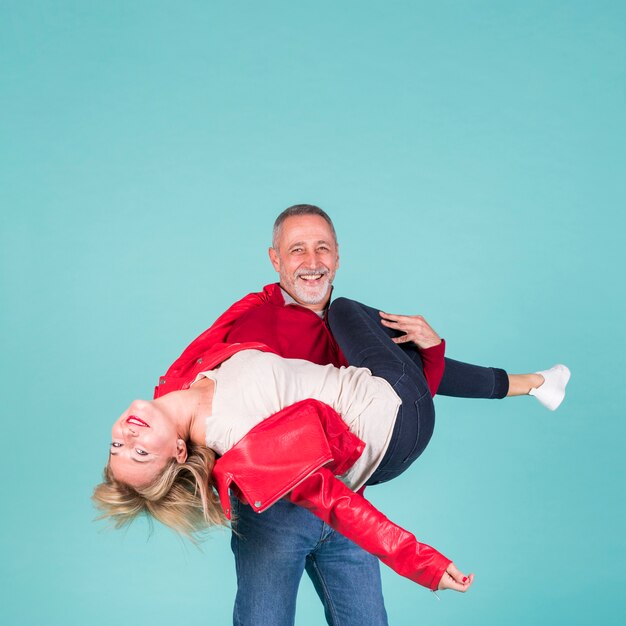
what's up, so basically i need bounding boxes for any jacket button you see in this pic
[254,501,261,508]
[197,358,203,364]
[160,378,166,385]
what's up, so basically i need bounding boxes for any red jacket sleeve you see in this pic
[419,339,446,396]
[288,467,451,590]
[211,399,451,590]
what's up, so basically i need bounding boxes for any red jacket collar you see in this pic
[155,341,275,398]
[153,283,341,399]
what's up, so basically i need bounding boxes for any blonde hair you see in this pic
[92,443,227,540]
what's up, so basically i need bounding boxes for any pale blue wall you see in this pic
[1,2,624,625]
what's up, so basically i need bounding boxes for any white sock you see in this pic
[529,364,571,411]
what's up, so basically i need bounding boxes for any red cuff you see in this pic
[418,339,446,396]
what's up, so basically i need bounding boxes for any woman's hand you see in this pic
[438,563,474,592]
[379,311,442,349]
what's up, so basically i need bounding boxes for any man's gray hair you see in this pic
[272,204,337,248]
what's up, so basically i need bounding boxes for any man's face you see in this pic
[269,215,339,311]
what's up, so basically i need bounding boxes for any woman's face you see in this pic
[109,399,187,488]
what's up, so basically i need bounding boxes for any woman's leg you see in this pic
[441,361,548,399]
[330,296,510,399]
[372,309,561,400]
[507,373,544,395]
[328,297,435,484]
[406,341,556,401]
[329,298,428,392]
[394,342,551,400]
[438,358,509,398]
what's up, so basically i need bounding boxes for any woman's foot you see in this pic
[529,364,571,411]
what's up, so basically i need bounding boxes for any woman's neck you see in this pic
[187,377,215,446]
[153,377,215,447]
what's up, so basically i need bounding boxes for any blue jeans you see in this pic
[231,497,388,626]
[327,297,509,484]
[230,297,508,624]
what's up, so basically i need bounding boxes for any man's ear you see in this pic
[268,247,281,272]
[175,439,188,464]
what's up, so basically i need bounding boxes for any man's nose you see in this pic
[303,250,318,267]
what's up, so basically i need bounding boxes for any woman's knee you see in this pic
[328,297,358,333]
[328,297,377,330]
[328,296,356,319]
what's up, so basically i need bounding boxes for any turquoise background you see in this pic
[1,2,624,625]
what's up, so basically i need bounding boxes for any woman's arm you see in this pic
[288,466,472,592]
[212,398,472,591]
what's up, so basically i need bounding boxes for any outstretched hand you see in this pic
[379,311,442,350]
[438,563,474,593]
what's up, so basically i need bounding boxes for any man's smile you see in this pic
[296,269,329,283]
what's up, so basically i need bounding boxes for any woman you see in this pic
[94,298,570,593]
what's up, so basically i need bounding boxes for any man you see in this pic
[156,204,568,625]
[224,205,391,625]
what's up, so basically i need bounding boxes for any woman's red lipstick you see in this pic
[127,415,150,428]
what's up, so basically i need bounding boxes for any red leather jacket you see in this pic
[212,396,451,590]
[153,283,347,399]
[155,338,451,590]
[154,283,445,399]
[153,286,451,589]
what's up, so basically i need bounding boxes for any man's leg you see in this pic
[231,498,313,626]
[231,498,388,626]
[305,528,388,626]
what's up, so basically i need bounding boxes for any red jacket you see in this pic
[155,283,445,399]
[153,285,451,589]
[212,397,452,590]
[154,284,347,399]
[155,337,450,590]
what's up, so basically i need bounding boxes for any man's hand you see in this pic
[379,311,442,349]
[438,563,474,592]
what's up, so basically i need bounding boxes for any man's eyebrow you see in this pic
[288,239,332,248]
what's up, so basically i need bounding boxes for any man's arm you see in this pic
[379,311,446,395]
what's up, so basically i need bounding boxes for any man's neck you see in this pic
[279,286,327,317]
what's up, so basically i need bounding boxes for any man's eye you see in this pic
[318,246,329,252]
[136,449,148,456]
[111,442,122,448]
[291,248,303,253]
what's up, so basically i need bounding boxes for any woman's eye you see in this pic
[136,449,148,456]
[111,442,122,448]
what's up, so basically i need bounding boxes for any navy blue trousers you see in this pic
[327,297,508,484]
